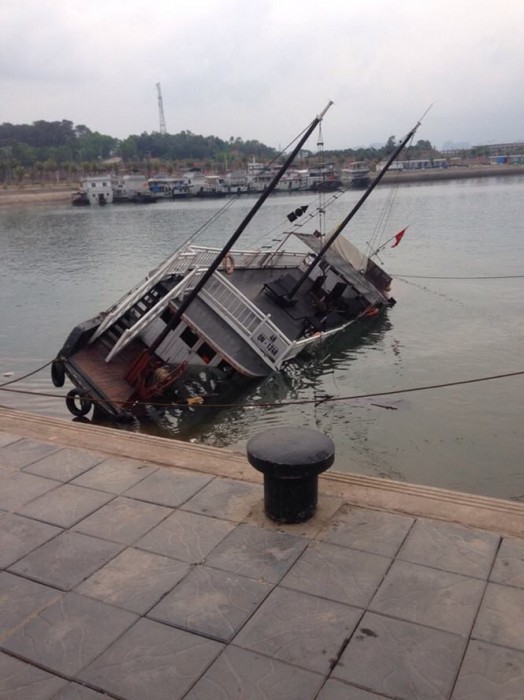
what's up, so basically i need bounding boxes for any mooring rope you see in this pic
[1,369,523,411]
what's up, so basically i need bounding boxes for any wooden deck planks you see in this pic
[69,340,145,406]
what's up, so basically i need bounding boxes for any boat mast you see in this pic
[285,120,421,301]
[148,100,334,354]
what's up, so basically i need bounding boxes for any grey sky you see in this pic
[2,0,523,150]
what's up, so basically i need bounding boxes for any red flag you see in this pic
[391,228,407,248]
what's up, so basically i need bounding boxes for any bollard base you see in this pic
[264,475,318,524]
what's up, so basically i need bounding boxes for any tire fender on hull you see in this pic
[51,360,65,387]
[65,389,92,417]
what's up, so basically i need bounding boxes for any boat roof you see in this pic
[291,232,384,301]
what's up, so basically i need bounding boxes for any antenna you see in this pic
[156,83,167,135]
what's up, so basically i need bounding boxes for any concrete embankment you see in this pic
[2,406,524,537]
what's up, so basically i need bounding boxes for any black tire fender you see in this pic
[65,389,92,417]
[51,360,65,387]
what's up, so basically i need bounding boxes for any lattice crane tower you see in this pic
[156,83,167,135]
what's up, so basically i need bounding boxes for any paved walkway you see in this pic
[1,415,524,699]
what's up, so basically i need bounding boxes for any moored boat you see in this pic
[51,103,420,422]
[341,161,370,189]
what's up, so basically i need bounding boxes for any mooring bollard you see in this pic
[246,426,335,524]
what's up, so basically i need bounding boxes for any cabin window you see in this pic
[196,342,216,364]
[181,327,199,347]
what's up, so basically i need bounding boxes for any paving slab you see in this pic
[0,571,62,637]
[123,467,214,507]
[472,582,524,651]
[0,651,67,700]
[0,438,58,470]
[316,679,387,700]
[17,483,115,528]
[136,509,236,564]
[52,684,110,700]
[0,471,58,511]
[8,530,124,590]
[397,518,500,579]
[21,447,104,481]
[2,412,524,700]
[369,559,486,636]
[334,611,467,699]
[77,617,223,700]
[148,565,272,641]
[0,432,22,448]
[280,540,391,607]
[73,495,172,544]
[318,504,414,557]
[490,536,524,588]
[0,512,62,568]
[76,547,191,614]
[205,523,307,582]
[1,592,137,676]
[234,586,362,674]
[181,477,262,521]
[184,646,324,700]
[451,640,524,700]
[71,456,157,493]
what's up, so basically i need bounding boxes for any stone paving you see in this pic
[1,430,524,699]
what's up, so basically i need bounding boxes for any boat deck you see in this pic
[67,339,146,410]
[228,267,324,336]
[170,267,330,377]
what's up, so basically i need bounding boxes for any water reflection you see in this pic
[122,313,395,447]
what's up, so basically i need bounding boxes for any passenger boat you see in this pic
[51,103,420,421]
[341,161,370,189]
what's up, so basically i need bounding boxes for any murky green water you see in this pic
[1,177,523,498]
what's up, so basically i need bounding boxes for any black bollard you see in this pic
[246,426,335,524]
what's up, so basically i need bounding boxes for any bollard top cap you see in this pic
[246,426,335,478]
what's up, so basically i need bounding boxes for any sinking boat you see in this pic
[51,103,420,421]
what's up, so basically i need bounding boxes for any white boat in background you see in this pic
[51,103,420,422]
[307,162,341,192]
[79,175,114,205]
[113,174,157,203]
[341,161,370,189]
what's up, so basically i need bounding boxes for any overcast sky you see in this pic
[2,0,523,150]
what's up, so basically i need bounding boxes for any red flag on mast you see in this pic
[391,227,407,248]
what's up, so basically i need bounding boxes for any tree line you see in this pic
[0,118,443,185]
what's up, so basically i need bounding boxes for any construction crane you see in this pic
[156,83,167,135]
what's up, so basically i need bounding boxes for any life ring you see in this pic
[51,360,65,387]
[223,254,235,275]
[65,388,92,417]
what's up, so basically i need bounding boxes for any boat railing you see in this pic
[104,269,200,362]
[89,253,188,344]
[91,246,306,344]
[185,270,296,369]
[162,246,306,276]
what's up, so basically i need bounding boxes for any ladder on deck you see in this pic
[97,270,200,363]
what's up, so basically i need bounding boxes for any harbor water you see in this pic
[1,176,523,499]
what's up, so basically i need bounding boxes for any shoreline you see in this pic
[1,165,523,208]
